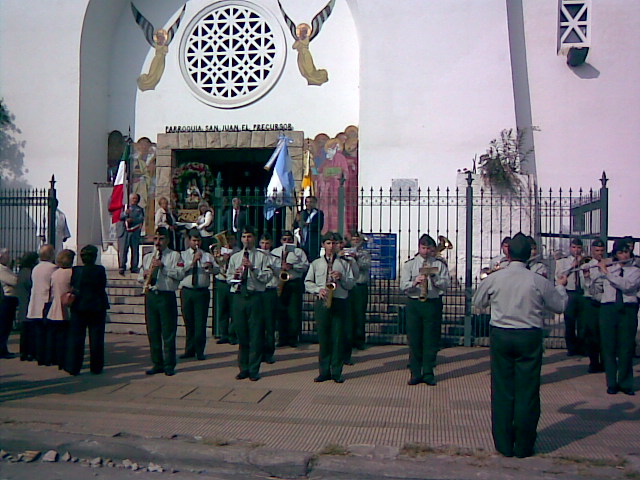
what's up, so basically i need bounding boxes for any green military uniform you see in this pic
[399,254,450,384]
[227,248,271,379]
[305,254,355,381]
[139,248,185,374]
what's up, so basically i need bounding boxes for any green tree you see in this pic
[0,99,28,188]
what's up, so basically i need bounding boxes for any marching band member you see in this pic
[259,233,278,364]
[582,239,606,373]
[345,231,371,352]
[213,233,239,345]
[138,227,185,376]
[588,239,640,395]
[272,230,309,348]
[399,234,450,386]
[555,237,586,356]
[526,236,547,278]
[227,226,272,381]
[179,229,218,361]
[305,232,355,383]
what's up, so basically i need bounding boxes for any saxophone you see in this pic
[277,244,295,296]
[325,256,337,308]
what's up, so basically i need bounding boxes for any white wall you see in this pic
[523,0,640,237]
[357,0,517,191]
[108,0,360,141]
[0,0,89,249]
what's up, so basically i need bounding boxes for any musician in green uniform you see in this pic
[304,232,355,383]
[399,234,450,386]
[138,227,185,376]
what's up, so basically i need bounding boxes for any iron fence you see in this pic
[0,176,57,263]
[207,172,608,347]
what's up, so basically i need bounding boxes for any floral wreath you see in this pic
[172,162,215,204]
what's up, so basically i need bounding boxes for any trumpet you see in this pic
[437,235,453,255]
[561,256,593,275]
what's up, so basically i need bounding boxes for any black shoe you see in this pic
[130,268,139,274]
[314,374,331,383]
[250,374,261,381]
[277,342,287,348]
[196,354,206,361]
[229,340,238,345]
[145,367,164,375]
[289,342,298,348]
[332,376,345,384]
[621,389,635,396]
[588,364,604,373]
[264,356,275,364]
[119,270,125,276]
[606,387,618,395]
[216,338,229,345]
[407,377,421,386]
[236,371,249,380]
[423,377,437,386]
[0,352,16,359]
[179,353,195,359]
[164,369,175,376]
[344,359,354,366]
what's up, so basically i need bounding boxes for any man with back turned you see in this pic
[473,232,568,458]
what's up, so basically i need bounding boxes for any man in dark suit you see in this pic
[294,196,324,261]
[117,193,144,275]
[223,197,248,244]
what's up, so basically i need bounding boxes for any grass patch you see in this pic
[319,444,350,456]
[551,455,627,468]
[400,443,491,459]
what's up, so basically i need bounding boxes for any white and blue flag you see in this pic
[264,135,295,220]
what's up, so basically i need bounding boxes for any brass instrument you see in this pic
[436,235,453,256]
[210,231,231,278]
[325,256,337,308]
[561,256,593,275]
[142,249,162,295]
[277,244,295,296]
[418,265,438,301]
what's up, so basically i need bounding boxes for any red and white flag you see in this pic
[108,160,127,223]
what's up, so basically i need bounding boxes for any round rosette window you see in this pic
[179,0,287,108]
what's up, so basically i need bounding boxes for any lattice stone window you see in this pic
[558,0,591,53]
[179,0,286,108]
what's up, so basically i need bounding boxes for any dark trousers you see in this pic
[180,287,210,357]
[406,297,443,381]
[231,293,264,377]
[43,320,68,368]
[278,279,303,346]
[214,281,236,342]
[490,327,543,458]
[599,303,638,391]
[583,299,602,368]
[315,297,348,378]
[564,291,585,355]
[0,296,18,354]
[20,320,37,360]
[263,288,278,358]
[35,319,48,365]
[145,291,178,370]
[350,283,368,349]
[66,310,106,375]
[118,230,141,271]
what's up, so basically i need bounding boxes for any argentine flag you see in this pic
[264,135,295,220]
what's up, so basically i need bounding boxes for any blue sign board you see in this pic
[365,233,397,280]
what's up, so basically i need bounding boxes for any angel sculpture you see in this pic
[278,0,336,86]
[131,3,186,91]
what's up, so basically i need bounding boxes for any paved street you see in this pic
[1,333,639,479]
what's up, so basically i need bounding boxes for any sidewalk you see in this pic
[1,333,639,479]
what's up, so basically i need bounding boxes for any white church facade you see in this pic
[1,0,639,251]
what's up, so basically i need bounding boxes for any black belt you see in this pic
[183,287,209,291]
[148,290,175,296]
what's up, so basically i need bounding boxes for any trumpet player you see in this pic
[587,239,640,396]
[304,232,355,383]
[555,237,586,357]
[272,230,309,349]
[346,231,371,352]
[581,239,606,374]
[138,227,185,376]
[213,232,238,345]
[526,236,547,278]
[227,226,272,381]
[400,234,450,386]
[179,229,218,361]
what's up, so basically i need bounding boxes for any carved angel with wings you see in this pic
[131,3,186,91]
[278,0,336,86]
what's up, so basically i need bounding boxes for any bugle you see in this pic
[418,266,438,301]
[325,256,336,308]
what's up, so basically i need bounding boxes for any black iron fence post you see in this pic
[463,171,473,347]
[599,171,609,244]
[47,175,57,247]
[213,172,223,233]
